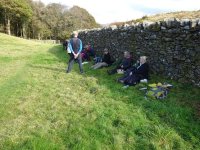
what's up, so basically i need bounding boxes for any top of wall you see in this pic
[79,18,200,33]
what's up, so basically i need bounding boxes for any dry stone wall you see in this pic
[79,18,200,86]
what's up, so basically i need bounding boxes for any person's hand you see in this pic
[73,53,77,58]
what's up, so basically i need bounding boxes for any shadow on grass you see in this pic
[48,45,67,63]
[48,44,85,74]
[28,64,65,72]
[48,44,200,149]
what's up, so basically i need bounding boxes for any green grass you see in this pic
[0,33,200,150]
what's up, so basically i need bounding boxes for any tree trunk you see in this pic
[16,23,19,36]
[22,24,27,39]
[20,28,23,37]
[6,18,11,35]
[38,33,41,40]
[4,12,11,35]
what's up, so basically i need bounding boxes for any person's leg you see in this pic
[67,54,74,73]
[108,66,118,75]
[101,62,108,67]
[93,63,103,69]
[91,63,98,69]
[77,54,83,73]
[124,74,138,86]
[93,62,108,69]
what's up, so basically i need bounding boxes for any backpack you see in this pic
[146,83,173,99]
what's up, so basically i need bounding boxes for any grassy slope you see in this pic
[0,33,200,150]
[111,10,200,26]
[144,10,200,22]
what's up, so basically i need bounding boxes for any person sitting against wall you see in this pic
[91,48,112,69]
[87,43,96,57]
[118,56,149,86]
[81,46,90,62]
[107,51,132,75]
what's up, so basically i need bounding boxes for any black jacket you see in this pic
[135,63,149,79]
[102,53,112,65]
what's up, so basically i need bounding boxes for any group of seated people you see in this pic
[91,48,149,87]
[63,39,149,87]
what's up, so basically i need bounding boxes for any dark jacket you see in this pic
[102,53,112,65]
[69,37,82,54]
[135,63,149,79]
[120,57,132,70]
[118,62,149,86]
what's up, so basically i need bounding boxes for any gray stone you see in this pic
[191,19,198,28]
[164,18,179,28]
[180,19,190,26]
[161,26,166,30]
[184,26,190,30]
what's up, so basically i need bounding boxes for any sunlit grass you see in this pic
[0,33,200,149]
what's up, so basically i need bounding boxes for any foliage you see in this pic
[68,6,99,30]
[0,33,200,149]
[0,0,33,36]
[0,0,100,40]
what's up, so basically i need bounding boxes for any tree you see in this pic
[0,0,32,36]
[28,0,51,39]
[0,0,100,40]
[42,3,68,40]
[68,6,99,30]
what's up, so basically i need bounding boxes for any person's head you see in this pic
[124,51,130,58]
[103,48,109,54]
[73,31,78,38]
[140,56,147,64]
[84,45,88,49]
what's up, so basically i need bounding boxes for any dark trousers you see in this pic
[67,53,83,73]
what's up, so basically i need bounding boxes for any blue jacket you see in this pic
[69,37,82,54]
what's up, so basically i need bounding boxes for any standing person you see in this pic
[63,39,68,50]
[63,39,71,56]
[66,41,71,56]
[66,31,84,74]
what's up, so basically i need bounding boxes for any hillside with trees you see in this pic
[110,10,200,27]
[0,0,100,40]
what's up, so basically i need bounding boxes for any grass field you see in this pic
[0,33,200,150]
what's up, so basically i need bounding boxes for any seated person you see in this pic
[118,56,149,86]
[93,56,102,64]
[107,51,132,75]
[91,48,112,69]
[81,47,90,62]
[86,43,95,57]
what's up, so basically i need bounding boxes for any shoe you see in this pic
[82,62,88,65]
[122,85,129,89]
[118,79,124,83]
[140,79,148,83]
